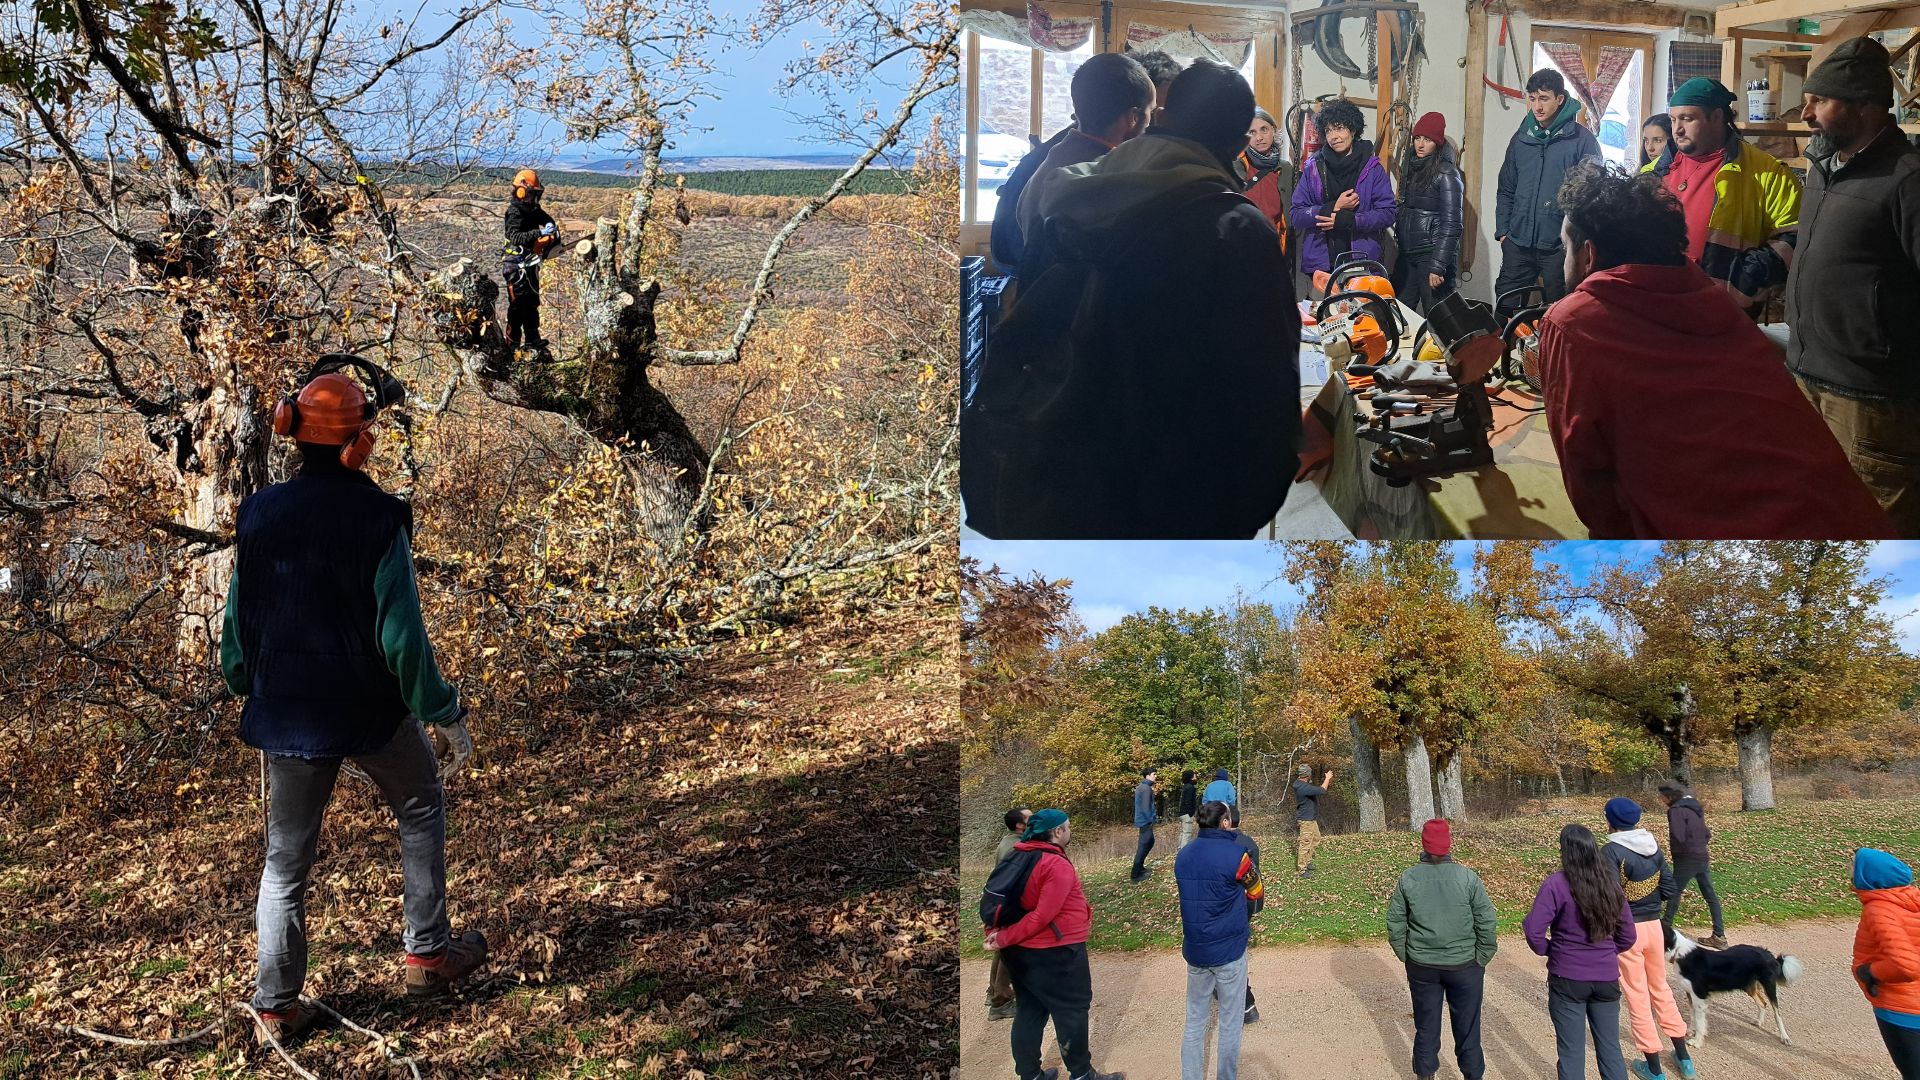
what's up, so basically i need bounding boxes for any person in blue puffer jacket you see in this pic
[1176,801,1262,1080]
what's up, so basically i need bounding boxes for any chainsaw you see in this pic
[1356,290,1505,486]
[1313,259,1406,368]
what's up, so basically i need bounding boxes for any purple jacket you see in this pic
[1522,871,1637,982]
[1289,145,1397,275]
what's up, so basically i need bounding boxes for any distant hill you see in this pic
[573,154,870,173]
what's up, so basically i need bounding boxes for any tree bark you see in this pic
[1736,723,1777,811]
[1437,754,1466,822]
[1404,733,1435,831]
[1666,739,1694,789]
[1349,714,1386,832]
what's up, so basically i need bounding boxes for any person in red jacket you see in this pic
[1534,161,1896,539]
[1237,107,1293,256]
[983,809,1124,1080]
[1854,848,1920,1078]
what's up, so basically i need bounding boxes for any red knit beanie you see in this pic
[1412,111,1446,144]
[1421,818,1451,857]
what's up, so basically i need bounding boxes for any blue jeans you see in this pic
[1182,951,1248,1080]
[252,721,449,1010]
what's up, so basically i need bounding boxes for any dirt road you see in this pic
[959,920,1898,1079]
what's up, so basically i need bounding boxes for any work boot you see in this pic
[253,1001,321,1045]
[1702,933,1728,950]
[1019,1071,1058,1080]
[1071,1070,1124,1080]
[404,931,489,998]
[988,1001,1018,1021]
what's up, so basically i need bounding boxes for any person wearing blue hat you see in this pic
[1601,798,1693,1079]
[1853,848,1920,1077]
[1641,76,1801,319]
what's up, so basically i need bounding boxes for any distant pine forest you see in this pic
[471,165,916,196]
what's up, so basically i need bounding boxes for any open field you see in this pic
[961,795,1920,955]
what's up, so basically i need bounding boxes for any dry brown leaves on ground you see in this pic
[0,603,958,1079]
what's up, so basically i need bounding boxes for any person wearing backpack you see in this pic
[962,59,1296,540]
[983,809,1125,1080]
[1011,54,1155,265]
[988,807,1033,1021]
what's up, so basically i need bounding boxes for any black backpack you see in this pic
[980,848,1054,934]
[988,127,1071,274]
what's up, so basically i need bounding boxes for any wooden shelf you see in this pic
[1750,48,1814,62]
[1736,121,1920,133]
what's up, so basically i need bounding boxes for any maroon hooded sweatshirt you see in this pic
[1534,261,1896,539]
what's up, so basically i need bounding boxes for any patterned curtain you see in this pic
[1125,22,1255,69]
[1538,41,1635,121]
[957,1,1095,52]
[1538,42,1598,118]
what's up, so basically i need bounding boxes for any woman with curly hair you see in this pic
[1524,823,1638,1080]
[1287,97,1396,292]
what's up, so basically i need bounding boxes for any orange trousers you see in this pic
[1618,918,1688,1054]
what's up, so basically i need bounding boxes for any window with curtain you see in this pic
[958,2,1098,225]
[1531,28,1655,169]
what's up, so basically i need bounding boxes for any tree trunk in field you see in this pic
[1667,739,1694,789]
[1404,734,1435,830]
[1349,714,1386,832]
[432,222,710,547]
[170,327,271,662]
[1554,762,1568,797]
[1737,723,1777,810]
[1438,754,1466,821]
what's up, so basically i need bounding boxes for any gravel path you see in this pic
[959,919,1898,1079]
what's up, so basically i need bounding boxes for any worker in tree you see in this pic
[503,168,559,352]
[220,355,488,1044]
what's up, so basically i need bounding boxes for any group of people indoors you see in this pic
[982,783,1920,1080]
[962,38,1920,541]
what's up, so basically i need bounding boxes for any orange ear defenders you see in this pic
[271,353,407,470]
[513,168,542,201]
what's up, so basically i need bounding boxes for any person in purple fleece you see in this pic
[1288,98,1396,290]
[1525,823,1638,1080]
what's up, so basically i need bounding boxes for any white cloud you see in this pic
[1868,541,1920,575]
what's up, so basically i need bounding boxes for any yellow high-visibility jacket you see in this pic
[1641,135,1801,313]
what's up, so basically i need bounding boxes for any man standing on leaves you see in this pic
[1658,783,1726,948]
[503,168,559,352]
[1294,763,1332,878]
[1131,767,1159,883]
[1178,770,1200,849]
[220,357,487,1045]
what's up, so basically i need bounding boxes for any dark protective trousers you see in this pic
[506,262,542,347]
[1663,856,1726,936]
[1001,942,1094,1080]
[1494,237,1568,318]
[1407,961,1485,1079]
[1548,975,1628,1080]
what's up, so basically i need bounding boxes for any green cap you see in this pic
[1669,77,1737,113]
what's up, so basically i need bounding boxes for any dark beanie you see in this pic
[1604,797,1642,831]
[1804,36,1895,107]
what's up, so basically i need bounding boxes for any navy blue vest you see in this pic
[234,457,413,757]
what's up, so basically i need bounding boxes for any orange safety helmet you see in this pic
[513,168,542,200]
[271,354,405,470]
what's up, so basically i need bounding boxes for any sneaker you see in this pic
[404,930,489,998]
[1702,934,1729,949]
[988,1002,1018,1021]
[1629,1062,1666,1080]
[1022,1071,1059,1080]
[1071,1071,1125,1080]
[1243,1006,1260,1025]
[252,1001,320,1045]
[1678,1061,1698,1079]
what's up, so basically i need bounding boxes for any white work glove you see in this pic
[429,716,474,775]
[538,221,557,237]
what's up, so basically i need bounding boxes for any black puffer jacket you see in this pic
[1395,142,1464,278]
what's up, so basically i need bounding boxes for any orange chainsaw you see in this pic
[1313,259,1406,368]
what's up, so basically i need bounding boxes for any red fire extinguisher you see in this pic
[1299,103,1321,159]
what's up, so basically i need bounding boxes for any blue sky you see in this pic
[515,1,917,160]
[961,536,1920,650]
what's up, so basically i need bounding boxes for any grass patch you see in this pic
[962,795,1920,955]
[132,957,186,979]
[599,973,661,1009]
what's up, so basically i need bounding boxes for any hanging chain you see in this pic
[1363,11,1378,84]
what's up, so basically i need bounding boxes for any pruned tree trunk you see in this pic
[1666,739,1694,789]
[1349,714,1386,832]
[1437,754,1466,822]
[1736,723,1777,811]
[432,218,710,547]
[1404,734,1435,830]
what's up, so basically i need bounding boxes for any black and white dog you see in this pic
[1664,925,1804,1046]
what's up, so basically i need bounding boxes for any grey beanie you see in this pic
[1804,36,1895,106]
